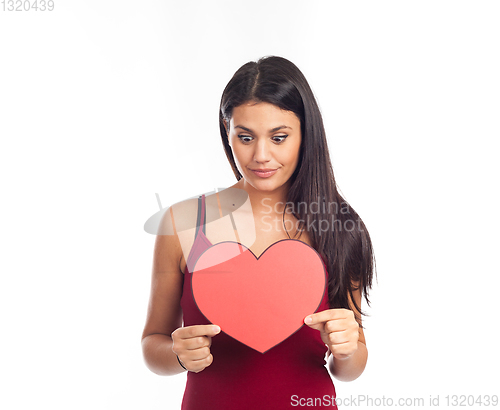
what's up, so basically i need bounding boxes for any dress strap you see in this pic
[195,194,207,236]
[215,191,223,218]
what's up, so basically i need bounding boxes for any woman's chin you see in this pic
[246,179,286,193]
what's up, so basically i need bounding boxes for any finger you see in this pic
[304,309,349,328]
[324,318,353,334]
[329,341,358,358]
[188,354,214,373]
[326,329,352,346]
[304,319,326,332]
[184,346,212,361]
[177,325,221,340]
[182,335,212,350]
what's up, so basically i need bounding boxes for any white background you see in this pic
[1,1,499,409]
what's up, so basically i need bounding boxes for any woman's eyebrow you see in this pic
[234,125,292,132]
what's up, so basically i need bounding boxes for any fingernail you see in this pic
[304,316,312,324]
[213,325,221,333]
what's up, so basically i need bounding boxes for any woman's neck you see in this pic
[234,178,290,215]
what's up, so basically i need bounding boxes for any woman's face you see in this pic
[225,101,302,194]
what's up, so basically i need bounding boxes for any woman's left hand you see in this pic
[304,309,360,360]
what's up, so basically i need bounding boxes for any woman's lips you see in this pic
[250,168,278,178]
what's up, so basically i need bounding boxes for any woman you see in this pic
[141,56,375,409]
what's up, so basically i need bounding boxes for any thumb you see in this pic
[207,325,222,336]
[304,315,325,331]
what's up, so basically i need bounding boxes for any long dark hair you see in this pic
[219,56,376,321]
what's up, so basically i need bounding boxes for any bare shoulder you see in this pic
[142,194,216,341]
[165,188,250,272]
[166,196,199,233]
[168,195,206,273]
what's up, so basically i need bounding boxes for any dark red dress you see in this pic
[180,194,338,409]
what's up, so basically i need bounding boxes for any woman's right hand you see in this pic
[171,324,221,373]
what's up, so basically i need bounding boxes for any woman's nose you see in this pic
[253,139,272,163]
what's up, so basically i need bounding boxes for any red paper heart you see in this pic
[192,239,326,353]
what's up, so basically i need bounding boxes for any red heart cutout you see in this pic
[192,239,326,353]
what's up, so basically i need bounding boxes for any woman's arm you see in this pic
[305,286,368,382]
[328,339,367,382]
[327,287,368,381]
[141,207,186,376]
[141,204,221,375]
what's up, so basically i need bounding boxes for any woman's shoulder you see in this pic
[167,195,201,234]
[166,190,240,274]
[162,188,238,231]
[149,196,196,237]
[156,186,249,236]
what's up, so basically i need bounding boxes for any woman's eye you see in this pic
[272,135,288,143]
[237,134,288,144]
[237,135,253,143]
